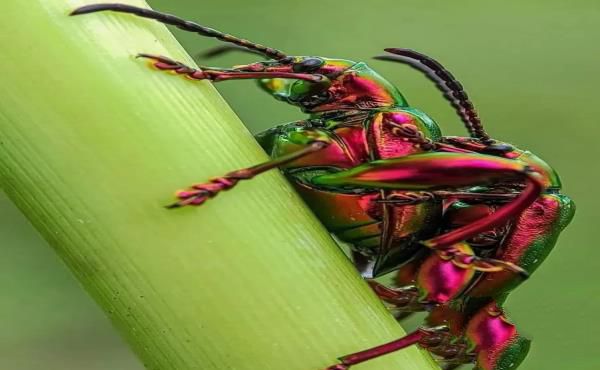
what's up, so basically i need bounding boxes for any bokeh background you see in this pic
[1,0,598,369]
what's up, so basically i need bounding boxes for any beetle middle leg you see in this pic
[168,139,330,208]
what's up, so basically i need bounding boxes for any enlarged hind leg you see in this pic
[311,152,546,250]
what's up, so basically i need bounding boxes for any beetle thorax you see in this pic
[257,59,408,114]
[308,63,408,113]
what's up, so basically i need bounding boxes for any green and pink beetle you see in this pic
[72,4,575,370]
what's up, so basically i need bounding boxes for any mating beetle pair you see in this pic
[72,4,575,370]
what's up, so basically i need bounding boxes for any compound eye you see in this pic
[293,57,324,73]
[279,56,294,64]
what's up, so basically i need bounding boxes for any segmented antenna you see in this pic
[71,3,288,60]
[198,45,267,59]
[375,48,492,143]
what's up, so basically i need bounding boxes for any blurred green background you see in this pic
[1,0,598,369]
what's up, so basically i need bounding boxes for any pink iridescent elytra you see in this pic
[72,4,575,370]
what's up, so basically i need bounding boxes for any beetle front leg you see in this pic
[311,152,545,251]
[136,54,326,83]
[136,53,234,79]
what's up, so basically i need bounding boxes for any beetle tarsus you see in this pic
[137,54,207,80]
[168,176,242,208]
[323,328,434,369]
[436,248,529,277]
[367,280,419,308]
[168,141,329,208]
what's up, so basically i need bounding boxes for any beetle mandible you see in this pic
[71,4,575,370]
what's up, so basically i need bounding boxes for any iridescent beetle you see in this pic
[72,4,575,370]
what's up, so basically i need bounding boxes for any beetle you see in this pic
[71,4,575,370]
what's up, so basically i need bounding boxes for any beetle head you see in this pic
[71,5,406,115]
[233,56,408,114]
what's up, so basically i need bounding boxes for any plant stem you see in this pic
[0,1,437,369]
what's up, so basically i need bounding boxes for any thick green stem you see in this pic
[0,1,438,369]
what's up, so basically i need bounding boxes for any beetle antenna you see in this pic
[375,54,474,135]
[197,45,267,59]
[375,48,492,143]
[71,3,288,61]
[373,55,473,133]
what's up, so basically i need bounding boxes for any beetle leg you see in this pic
[324,326,450,370]
[367,280,421,309]
[414,241,522,306]
[435,247,528,277]
[311,152,545,250]
[167,140,330,208]
[137,53,235,74]
[136,54,326,83]
[433,190,517,202]
[326,300,531,370]
[375,240,525,315]
[375,191,435,205]
[375,190,517,205]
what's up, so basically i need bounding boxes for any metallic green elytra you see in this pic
[71,4,575,370]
